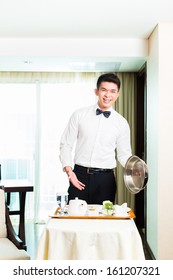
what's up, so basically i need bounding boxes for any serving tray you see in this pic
[50,209,135,219]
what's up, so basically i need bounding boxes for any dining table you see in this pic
[36,206,145,260]
[0,179,34,248]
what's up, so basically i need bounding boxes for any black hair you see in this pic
[96,73,121,90]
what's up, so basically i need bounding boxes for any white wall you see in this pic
[0,38,147,57]
[147,24,173,259]
[147,26,159,258]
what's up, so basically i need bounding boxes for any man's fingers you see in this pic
[75,181,85,190]
[69,172,85,190]
[78,180,85,187]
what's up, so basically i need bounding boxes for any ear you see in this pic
[94,89,98,96]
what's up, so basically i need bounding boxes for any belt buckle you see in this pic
[87,168,93,174]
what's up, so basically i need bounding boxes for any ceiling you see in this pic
[0,0,173,72]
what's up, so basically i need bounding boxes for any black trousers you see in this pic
[68,165,116,204]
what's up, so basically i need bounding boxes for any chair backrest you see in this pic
[0,189,7,238]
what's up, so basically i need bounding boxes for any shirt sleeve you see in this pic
[116,120,132,167]
[59,111,79,170]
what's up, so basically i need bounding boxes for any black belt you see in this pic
[75,164,114,175]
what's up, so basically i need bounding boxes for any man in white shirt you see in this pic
[59,73,132,204]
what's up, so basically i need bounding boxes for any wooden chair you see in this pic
[0,189,30,260]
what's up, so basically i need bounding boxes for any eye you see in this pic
[111,90,118,94]
[101,88,106,92]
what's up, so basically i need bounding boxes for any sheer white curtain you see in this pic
[0,72,99,222]
[0,84,36,221]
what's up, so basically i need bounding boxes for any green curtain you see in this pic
[114,72,137,210]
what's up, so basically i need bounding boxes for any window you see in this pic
[0,80,96,221]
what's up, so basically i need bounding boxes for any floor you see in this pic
[23,222,153,260]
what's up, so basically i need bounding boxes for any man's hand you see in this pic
[65,166,85,190]
[68,171,85,190]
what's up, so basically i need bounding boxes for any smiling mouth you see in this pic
[103,98,112,103]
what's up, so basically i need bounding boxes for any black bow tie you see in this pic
[96,108,111,118]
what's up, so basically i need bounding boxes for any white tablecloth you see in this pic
[36,216,145,260]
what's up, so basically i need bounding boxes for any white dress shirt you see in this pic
[59,104,132,169]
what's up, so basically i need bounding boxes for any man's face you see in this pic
[94,81,120,111]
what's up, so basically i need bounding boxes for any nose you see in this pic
[105,90,111,97]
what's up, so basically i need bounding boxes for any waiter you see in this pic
[59,73,132,204]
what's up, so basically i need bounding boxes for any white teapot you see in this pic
[68,197,88,216]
